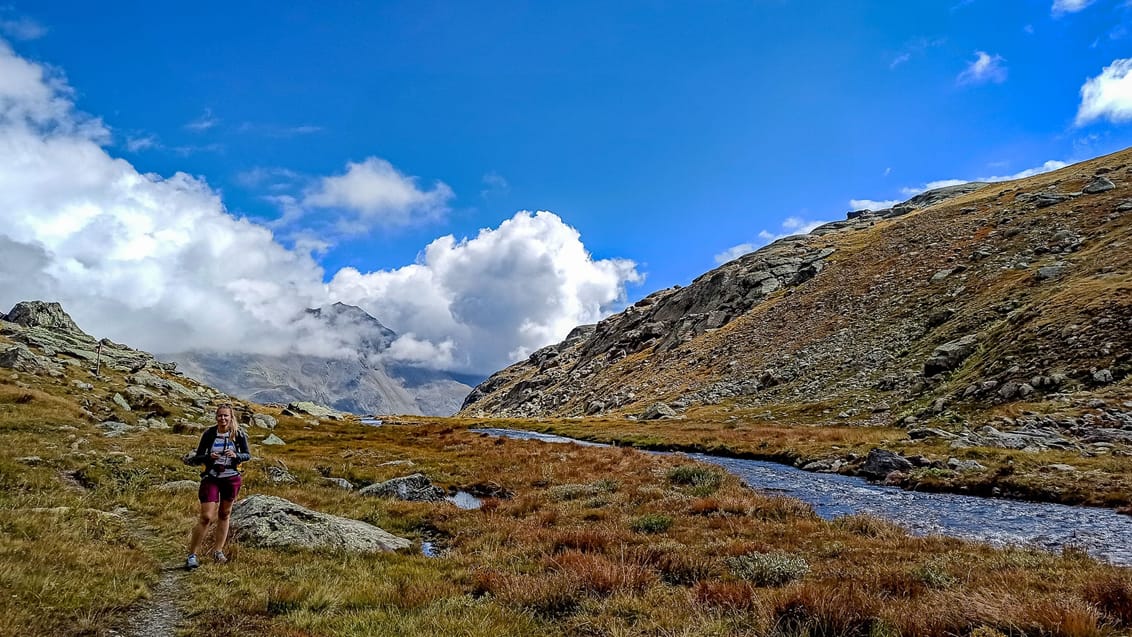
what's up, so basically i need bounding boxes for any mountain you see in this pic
[460,149,1132,439]
[168,302,475,416]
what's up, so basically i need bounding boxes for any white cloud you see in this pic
[481,171,510,198]
[713,243,756,264]
[957,51,1007,85]
[0,42,640,374]
[1052,0,1095,15]
[1076,58,1132,125]
[185,108,218,132]
[852,160,1069,207]
[716,216,831,259]
[327,211,642,372]
[125,134,158,152]
[848,198,901,211]
[0,16,47,41]
[303,157,454,230]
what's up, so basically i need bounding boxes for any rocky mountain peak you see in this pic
[3,301,85,334]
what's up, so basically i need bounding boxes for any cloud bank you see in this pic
[0,41,640,374]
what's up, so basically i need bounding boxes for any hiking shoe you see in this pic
[212,550,228,564]
[186,554,199,569]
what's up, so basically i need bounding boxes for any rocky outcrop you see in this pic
[358,473,445,502]
[230,495,411,552]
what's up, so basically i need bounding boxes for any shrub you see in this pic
[666,465,723,496]
[630,514,673,534]
[727,551,809,587]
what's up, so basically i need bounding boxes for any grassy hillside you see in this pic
[2,350,1132,635]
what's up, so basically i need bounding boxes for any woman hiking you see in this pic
[183,404,251,569]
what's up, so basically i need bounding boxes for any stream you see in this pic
[472,427,1132,566]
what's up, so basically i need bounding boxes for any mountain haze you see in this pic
[461,149,1132,438]
[169,303,475,416]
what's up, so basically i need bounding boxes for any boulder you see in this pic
[286,401,343,419]
[323,477,355,490]
[261,434,286,446]
[0,344,62,375]
[859,449,914,480]
[266,465,298,484]
[640,402,677,420]
[231,494,410,552]
[358,473,445,502]
[923,334,978,376]
[1083,176,1115,194]
[252,413,278,429]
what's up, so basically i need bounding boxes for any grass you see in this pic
[2,357,1132,636]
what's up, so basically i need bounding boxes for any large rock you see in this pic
[358,473,445,502]
[3,301,83,332]
[923,334,979,377]
[859,449,914,480]
[286,401,344,419]
[231,495,410,552]
[0,343,62,375]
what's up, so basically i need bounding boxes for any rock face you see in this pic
[231,495,411,552]
[168,303,476,416]
[459,151,1132,433]
[358,473,445,502]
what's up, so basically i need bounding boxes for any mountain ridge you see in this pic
[459,148,1132,449]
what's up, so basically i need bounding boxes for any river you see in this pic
[472,427,1132,566]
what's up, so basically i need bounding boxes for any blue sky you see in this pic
[1,1,1131,374]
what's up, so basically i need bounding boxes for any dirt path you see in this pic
[108,511,189,637]
[110,566,186,637]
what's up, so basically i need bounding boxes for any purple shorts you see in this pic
[198,474,242,503]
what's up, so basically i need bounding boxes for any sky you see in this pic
[1,0,1131,376]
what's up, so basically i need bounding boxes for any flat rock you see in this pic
[286,401,343,419]
[231,494,410,552]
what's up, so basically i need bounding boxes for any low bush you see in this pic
[727,550,809,587]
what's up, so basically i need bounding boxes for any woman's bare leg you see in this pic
[189,501,218,555]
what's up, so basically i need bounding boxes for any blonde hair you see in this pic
[215,404,241,442]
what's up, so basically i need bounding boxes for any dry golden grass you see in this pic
[2,363,1132,636]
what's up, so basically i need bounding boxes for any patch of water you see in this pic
[421,541,438,557]
[446,490,482,510]
[360,418,383,426]
[473,427,1132,566]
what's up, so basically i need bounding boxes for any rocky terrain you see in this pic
[169,302,475,416]
[461,149,1132,456]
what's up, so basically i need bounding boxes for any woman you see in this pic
[183,404,251,569]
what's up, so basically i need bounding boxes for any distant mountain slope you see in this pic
[460,148,1132,434]
[169,303,474,416]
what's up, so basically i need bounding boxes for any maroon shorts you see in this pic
[198,474,242,503]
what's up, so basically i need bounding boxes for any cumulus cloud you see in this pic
[327,210,642,372]
[1052,0,1095,15]
[0,41,640,374]
[957,51,1007,85]
[1076,58,1132,125]
[303,157,454,231]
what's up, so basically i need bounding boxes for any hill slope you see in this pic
[461,149,1132,441]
